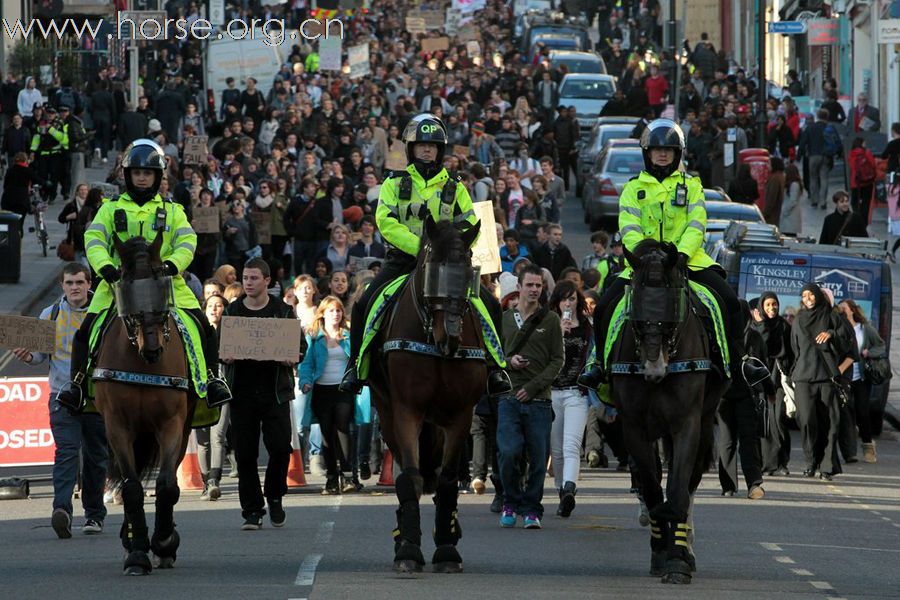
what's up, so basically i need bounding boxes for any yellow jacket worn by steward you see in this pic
[84,192,200,314]
[375,163,479,254]
[618,170,714,272]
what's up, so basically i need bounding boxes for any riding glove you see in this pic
[676,253,689,271]
[99,265,120,284]
[162,261,179,276]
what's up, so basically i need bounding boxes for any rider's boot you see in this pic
[57,335,89,413]
[486,366,513,397]
[577,363,608,389]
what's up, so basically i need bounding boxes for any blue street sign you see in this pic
[768,21,808,35]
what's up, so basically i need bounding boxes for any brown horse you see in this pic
[91,231,196,576]
[367,217,486,574]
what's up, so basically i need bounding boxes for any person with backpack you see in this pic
[53,80,83,115]
[849,137,878,224]
[62,104,89,199]
[798,109,838,209]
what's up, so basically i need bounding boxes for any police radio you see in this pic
[673,182,688,207]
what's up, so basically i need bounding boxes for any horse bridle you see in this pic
[628,250,688,360]
[114,275,174,349]
[417,242,481,342]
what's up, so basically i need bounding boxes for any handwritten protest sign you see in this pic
[219,317,304,362]
[348,43,370,79]
[250,211,271,245]
[457,24,481,42]
[466,40,482,57]
[319,36,342,71]
[421,36,450,54]
[408,9,443,29]
[192,206,220,234]
[182,135,209,165]
[470,201,501,275]
[0,315,56,354]
[405,16,427,34]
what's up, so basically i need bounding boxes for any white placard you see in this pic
[208,0,225,25]
[470,201,501,275]
[348,43,370,79]
[452,0,486,15]
[319,36,342,71]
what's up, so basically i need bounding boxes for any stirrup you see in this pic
[206,372,232,408]
[339,364,364,395]
[577,366,607,389]
[56,378,86,413]
[487,369,513,398]
[741,356,770,388]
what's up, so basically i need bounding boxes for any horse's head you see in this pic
[623,240,686,382]
[111,231,172,364]
[420,216,481,357]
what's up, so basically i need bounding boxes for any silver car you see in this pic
[576,119,638,196]
[582,139,644,231]
[558,73,617,138]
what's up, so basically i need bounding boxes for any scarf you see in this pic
[795,284,832,342]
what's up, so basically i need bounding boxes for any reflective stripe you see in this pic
[622,206,642,217]
[385,204,401,219]
[87,223,108,235]
[687,219,705,231]
[620,224,643,236]
[453,209,475,223]
[174,242,195,252]
[174,227,193,237]
[85,238,107,250]
[687,198,705,212]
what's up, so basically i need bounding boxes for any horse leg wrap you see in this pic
[394,470,423,549]
[121,479,150,553]
[433,479,461,547]
[151,529,180,564]
[670,521,695,572]
[153,480,180,547]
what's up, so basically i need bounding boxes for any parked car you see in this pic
[576,119,638,196]
[582,139,643,231]
[704,188,733,203]
[529,35,582,64]
[548,50,607,75]
[558,73,617,138]
[704,199,764,223]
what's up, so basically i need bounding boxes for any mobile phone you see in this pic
[562,309,572,320]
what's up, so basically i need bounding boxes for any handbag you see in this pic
[864,357,892,385]
[56,237,75,261]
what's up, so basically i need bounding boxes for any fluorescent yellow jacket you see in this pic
[375,164,478,257]
[85,192,200,314]
[618,170,714,272]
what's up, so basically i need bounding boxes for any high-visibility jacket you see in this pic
[375,164,479,257]
[618,170,714,271]
[84,192,200,314]
[30,122,68,155]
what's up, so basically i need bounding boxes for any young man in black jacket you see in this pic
[284,178,321,276]
[819,190,868,245]
[223,258,299,530]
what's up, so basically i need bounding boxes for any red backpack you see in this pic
[855,151,876,186]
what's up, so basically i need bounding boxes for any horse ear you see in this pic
[110,233,126,261]
[622,244,641,270]
[423,214,437,242]
[150,227,164,260]
[461,219,481,249]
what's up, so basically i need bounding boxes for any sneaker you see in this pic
[523,513,542,529]
[82,519,103,534]
[748,485,765,500]
[93,148,101,160]
[471,477,486,495]
[499,505,517,528]
[51,508,72,539]
[206,479,221,501]
[268,498,286,528]
[241,514,263,531]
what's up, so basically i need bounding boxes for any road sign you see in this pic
[768,21,808,35]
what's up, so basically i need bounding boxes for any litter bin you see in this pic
[0,210,22,283]
[738,148,771,212]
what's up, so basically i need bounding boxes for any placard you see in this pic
[406,17,427,34]
[319,36,342,71]
[452,0,485,14]
[250,211,272,244]
[445,7,462,35]
[182,135,209,166]
[452,144,469,158]
[466,40,481,57]
[470,201,501,275]
[348,43,370,79]
[0,315,56,353]
[457,24,481,42]
[0,378,55,467]
[421,37,450,54]
[192,205,220,234]
[408,9,443,29]
[219,317,304,362]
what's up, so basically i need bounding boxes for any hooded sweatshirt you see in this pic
[17,78,43,118]
[30,296,90,394]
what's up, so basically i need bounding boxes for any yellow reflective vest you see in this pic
[84,192,200,314]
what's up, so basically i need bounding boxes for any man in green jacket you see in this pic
[29,106,68,201]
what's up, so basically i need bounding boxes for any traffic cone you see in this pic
[177,432,204,491]
[286,403,307,487]
[378,448,394,486]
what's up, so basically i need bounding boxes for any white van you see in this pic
[204,36,283,121]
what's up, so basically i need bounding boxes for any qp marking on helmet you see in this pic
[420,124,441,134]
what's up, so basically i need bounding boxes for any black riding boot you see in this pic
[195,313,232,408]
[481,288,513,398]
[340,300,367,394]
[57,331,90,413]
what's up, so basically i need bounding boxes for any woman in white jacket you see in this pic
[780,163,805,237]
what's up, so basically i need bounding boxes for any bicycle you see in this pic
[29,188,49,257]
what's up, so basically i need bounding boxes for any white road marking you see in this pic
[294,554,323,586]
[775,556,795,564]
[810,581,834,590]
[760,543,782,551]
[870,511,882,516]
[791,568,813,576]
[771,543,900,554]
[326,496,343,513]
[315,521,335,544]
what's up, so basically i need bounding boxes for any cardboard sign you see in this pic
[470,201,501,275]
[0,315,56,353]
[319,36,342,71]
[466,40,481,57]
[445,7,462,35]
[348,43,370,79]
[182,135,209,166]
[421,36,450,54]
[250,211,272,245]
[0,378,55,466]
[219,317,304,362]
[452,0,485,14]
[408,9,443,29]
[406,16,427,34]
[452,144,469,158]
[192,205,220,234]
[457,24,481,42]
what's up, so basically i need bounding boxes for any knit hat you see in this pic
[471,122,485,134]
[498,272,518,302]
[148,119,162,134]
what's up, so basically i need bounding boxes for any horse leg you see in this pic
[679,393,718,575]
[151,417,188,569]
[432,415,470,574]
[391,405,425,574]
[661,411,703,585]
[105,423,152,576]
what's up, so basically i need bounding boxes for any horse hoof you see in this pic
[124,565,151,576]
[155,556,176,569]
[650,551,667,577]
[661,571,692,584]
[432,561,463,574]
[123,550,152,576]
[393,559,423,575]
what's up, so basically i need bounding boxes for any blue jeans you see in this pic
[49,398,109,521]
[496,397,553,517]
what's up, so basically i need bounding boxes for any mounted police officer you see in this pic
[56,139,232,412]
[578,119,769,387]
[339,114,512,397]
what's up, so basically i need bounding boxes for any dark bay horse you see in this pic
[368,217,486,574]
[608,240,727,584]
[92,231,196,575]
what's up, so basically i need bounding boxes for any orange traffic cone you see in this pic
[177,432,204,491]
[286,402,307,487]
[378,448,394,486]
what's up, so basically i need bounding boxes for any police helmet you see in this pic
[122,139,167,203]
[403,114,449,164]
[640,119,685,179]
[610,231,623,246]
